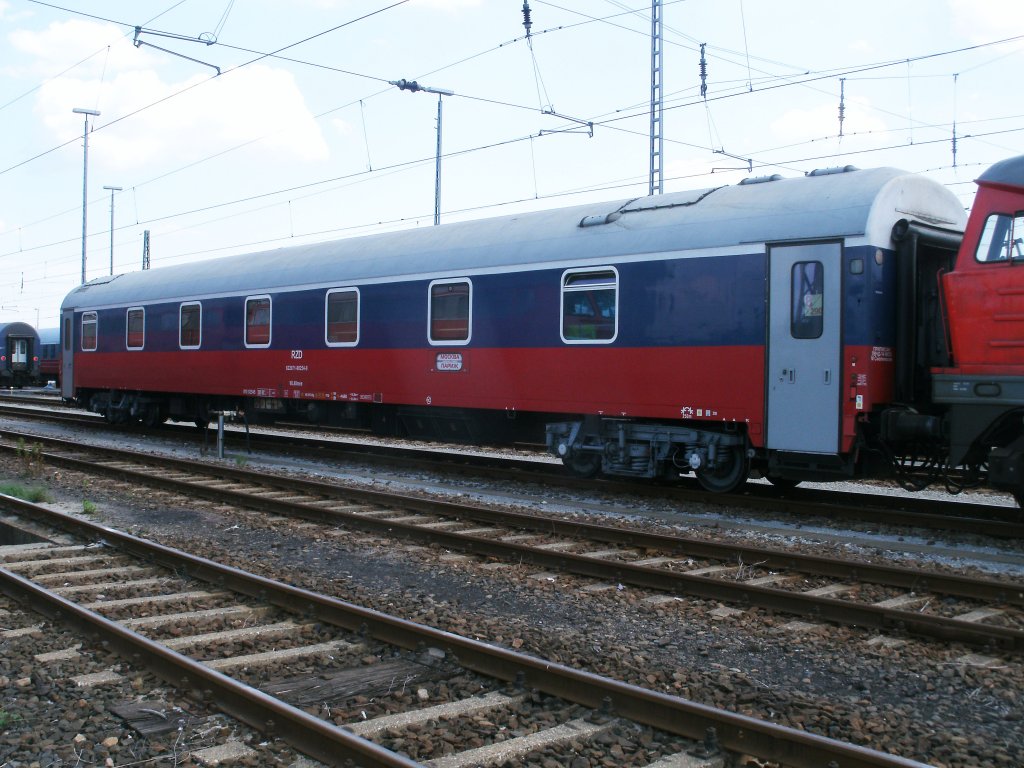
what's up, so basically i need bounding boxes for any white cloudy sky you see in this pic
[1,0,1022,327]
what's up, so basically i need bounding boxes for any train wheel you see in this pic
[562,452,601,478]
[696,445,748,494]
[142,408,165,428]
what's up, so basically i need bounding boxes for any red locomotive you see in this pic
[59,156,1024,501]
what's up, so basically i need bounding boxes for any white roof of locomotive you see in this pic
[63,166,967,310]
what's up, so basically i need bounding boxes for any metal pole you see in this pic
[72,108,100,284]
[434,94,443,226]
[103,185,122,275]
[217,412,225,459]
[389,80,453,226]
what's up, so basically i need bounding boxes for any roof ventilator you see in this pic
[738,174,782,185]
[806,165,859,177]
[579,211,623,228]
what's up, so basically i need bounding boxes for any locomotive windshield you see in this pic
[975,212,1024,262]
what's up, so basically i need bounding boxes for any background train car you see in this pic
[0,322,40,389]
[36,327,60,387]
[58,157,1024,499]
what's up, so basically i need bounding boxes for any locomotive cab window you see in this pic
[179,302,202,349]
[126,307,145,350]
[245,296,272,348]
[81,311,97,352]
[429,279,471,345]
[791,261,824,339]
[975,213,1024,263]
[561,268,618,343]
[326,288,359,346]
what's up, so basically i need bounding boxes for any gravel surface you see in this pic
[1,420,1023,767]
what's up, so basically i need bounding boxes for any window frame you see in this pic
[244,295,272,349]
[126,307,145,350]
[324,287,360,347]
[428,278,472,346]
[179,302,202,350]
[560,266,619,345]
[81,311,98,352]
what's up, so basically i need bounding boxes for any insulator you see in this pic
[699,43,707,99]
[522,1,532,37]
[838,78,846,137]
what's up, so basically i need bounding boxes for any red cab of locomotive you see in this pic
[929,156,1024,501]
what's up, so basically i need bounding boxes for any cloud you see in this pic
[410,0,482,7]
[949,0,1024,44]
[8,19,151,78]
[20,20,329,169]
[770,96,887,144]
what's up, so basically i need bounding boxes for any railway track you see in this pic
[1,399,1021,538]
[0,494,936,768]
[2,428,1022,652]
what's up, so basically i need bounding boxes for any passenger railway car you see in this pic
[0,322,40,389]
[60,156,1024,500]
[37,327,60,386]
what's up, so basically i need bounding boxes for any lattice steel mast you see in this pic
[649,0,664,195]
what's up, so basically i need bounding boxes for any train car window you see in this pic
[63,318,71,351]
[325,288,359,346]
[561,268,618,343]
[81,312,97,351]
[791,261,824,339]
[244,296,272,348]
[975,213,1024,263]
[429,279,471,344]
[126,308,145,350]
[179,302,202,349]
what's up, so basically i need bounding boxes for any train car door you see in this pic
[61,309,74,399]
[766,242,842,453]
[11,338,28,371]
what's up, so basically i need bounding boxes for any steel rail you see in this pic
[1,401,1021,537]
[1,429,1018,603]
[0,567,422,767]
[2,432,1021,650]
[0,493,933,768]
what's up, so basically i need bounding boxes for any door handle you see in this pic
[823,369,831,385]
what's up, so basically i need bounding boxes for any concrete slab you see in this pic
[72,669,125,687]
[424,717,616,768]
[203,639,357,672]
[192,740,257,765]
[347,691,523,737]
[35,645,82,663]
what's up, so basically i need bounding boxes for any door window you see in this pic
[791,261,824,339]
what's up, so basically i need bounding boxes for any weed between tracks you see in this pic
[0,481,49,503]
